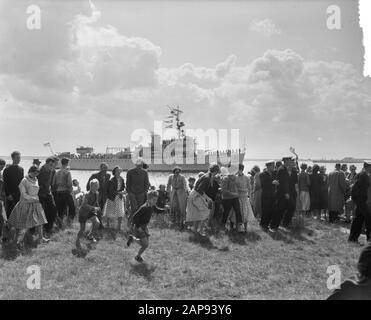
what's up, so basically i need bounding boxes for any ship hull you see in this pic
[62,153,245,172]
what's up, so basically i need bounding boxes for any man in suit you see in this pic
[348,161,371,244]
[86,162,110,210]
[126,158,150,214]
[328,163,347,223]
[38,157,58,236]
[259,160,278,232]
[271,156,295,230]
[3,151,24,218]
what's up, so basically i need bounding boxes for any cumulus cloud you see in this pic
[0,1,369,158]
[0,0,161,109]
[249,19,282,37]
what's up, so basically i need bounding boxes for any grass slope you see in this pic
[0,216,364,300]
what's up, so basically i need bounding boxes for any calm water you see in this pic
[0,157,363,192]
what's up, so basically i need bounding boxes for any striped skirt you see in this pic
[8,201,48,230]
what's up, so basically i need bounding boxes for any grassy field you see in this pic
[0,215,365,300]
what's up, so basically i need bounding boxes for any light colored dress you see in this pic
[185,190,210,222]
[252,173,262,219]
[103,179,125,219]
[167,174,188,224]
[230,173,255,224]
[8,176,47,229]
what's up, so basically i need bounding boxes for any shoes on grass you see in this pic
[40,237,50,244]
[135,255,144,263]
[127,235,133,247]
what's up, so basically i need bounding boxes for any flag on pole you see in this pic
[43,142,51,147]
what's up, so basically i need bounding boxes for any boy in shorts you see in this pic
[127,190,169,262]
[76,179,101,249]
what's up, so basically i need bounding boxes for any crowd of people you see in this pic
[1,149,371,264]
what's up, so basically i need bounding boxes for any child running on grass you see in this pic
[75,179,101,249]
[127,190,169,263]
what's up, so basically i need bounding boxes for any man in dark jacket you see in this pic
[0,158,6,240]
[86,162,110,210]
[126,159,150,213]
[348,161,371,244]
[270,156,296,230]
[260,160,278,231]
[328,242,371,300]
[3,151,24,218]
[38,157,58,236]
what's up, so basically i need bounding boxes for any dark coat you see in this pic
[126,167,149,195]
[106,176,125,202]
[276,165,290,198]
[260,171,276,198]
[310,172,323,210]
[352,171,370,203]
[328,170,347,212]
[288,169,298,198]
[327,278,371,300]
[3,165,24,200]
[194,173,219,201]
[86,171,111,208]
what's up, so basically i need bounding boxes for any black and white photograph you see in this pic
[0,0,371,303]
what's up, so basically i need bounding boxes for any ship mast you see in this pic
[167,105,185,139]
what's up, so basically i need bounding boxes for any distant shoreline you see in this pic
[1,155,369,163]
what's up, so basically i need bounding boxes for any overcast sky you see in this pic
[0,0,369,159]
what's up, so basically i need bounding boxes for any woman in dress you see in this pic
[167,167,189,229]
[103,166,125,233]
[186,164,220,236]
[229,164,255,231]
[8,166,49,250]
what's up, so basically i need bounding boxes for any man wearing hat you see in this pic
[37,157,58,237]
[260,160,278,231]
[328,241,371,299]
[126,158,150,213]
[348,161,371,244]
[271,156,296,230]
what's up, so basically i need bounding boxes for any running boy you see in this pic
[127,190,169,262]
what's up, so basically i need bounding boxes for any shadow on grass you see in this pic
[227,230,262,245]
[188,232,219,250]
[268,220,316,244]
[102,227,118,240]
[130,262,157,281]
[0,231,36,260]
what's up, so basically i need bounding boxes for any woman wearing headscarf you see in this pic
[186,164,220,236]
[167,167,189,229]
